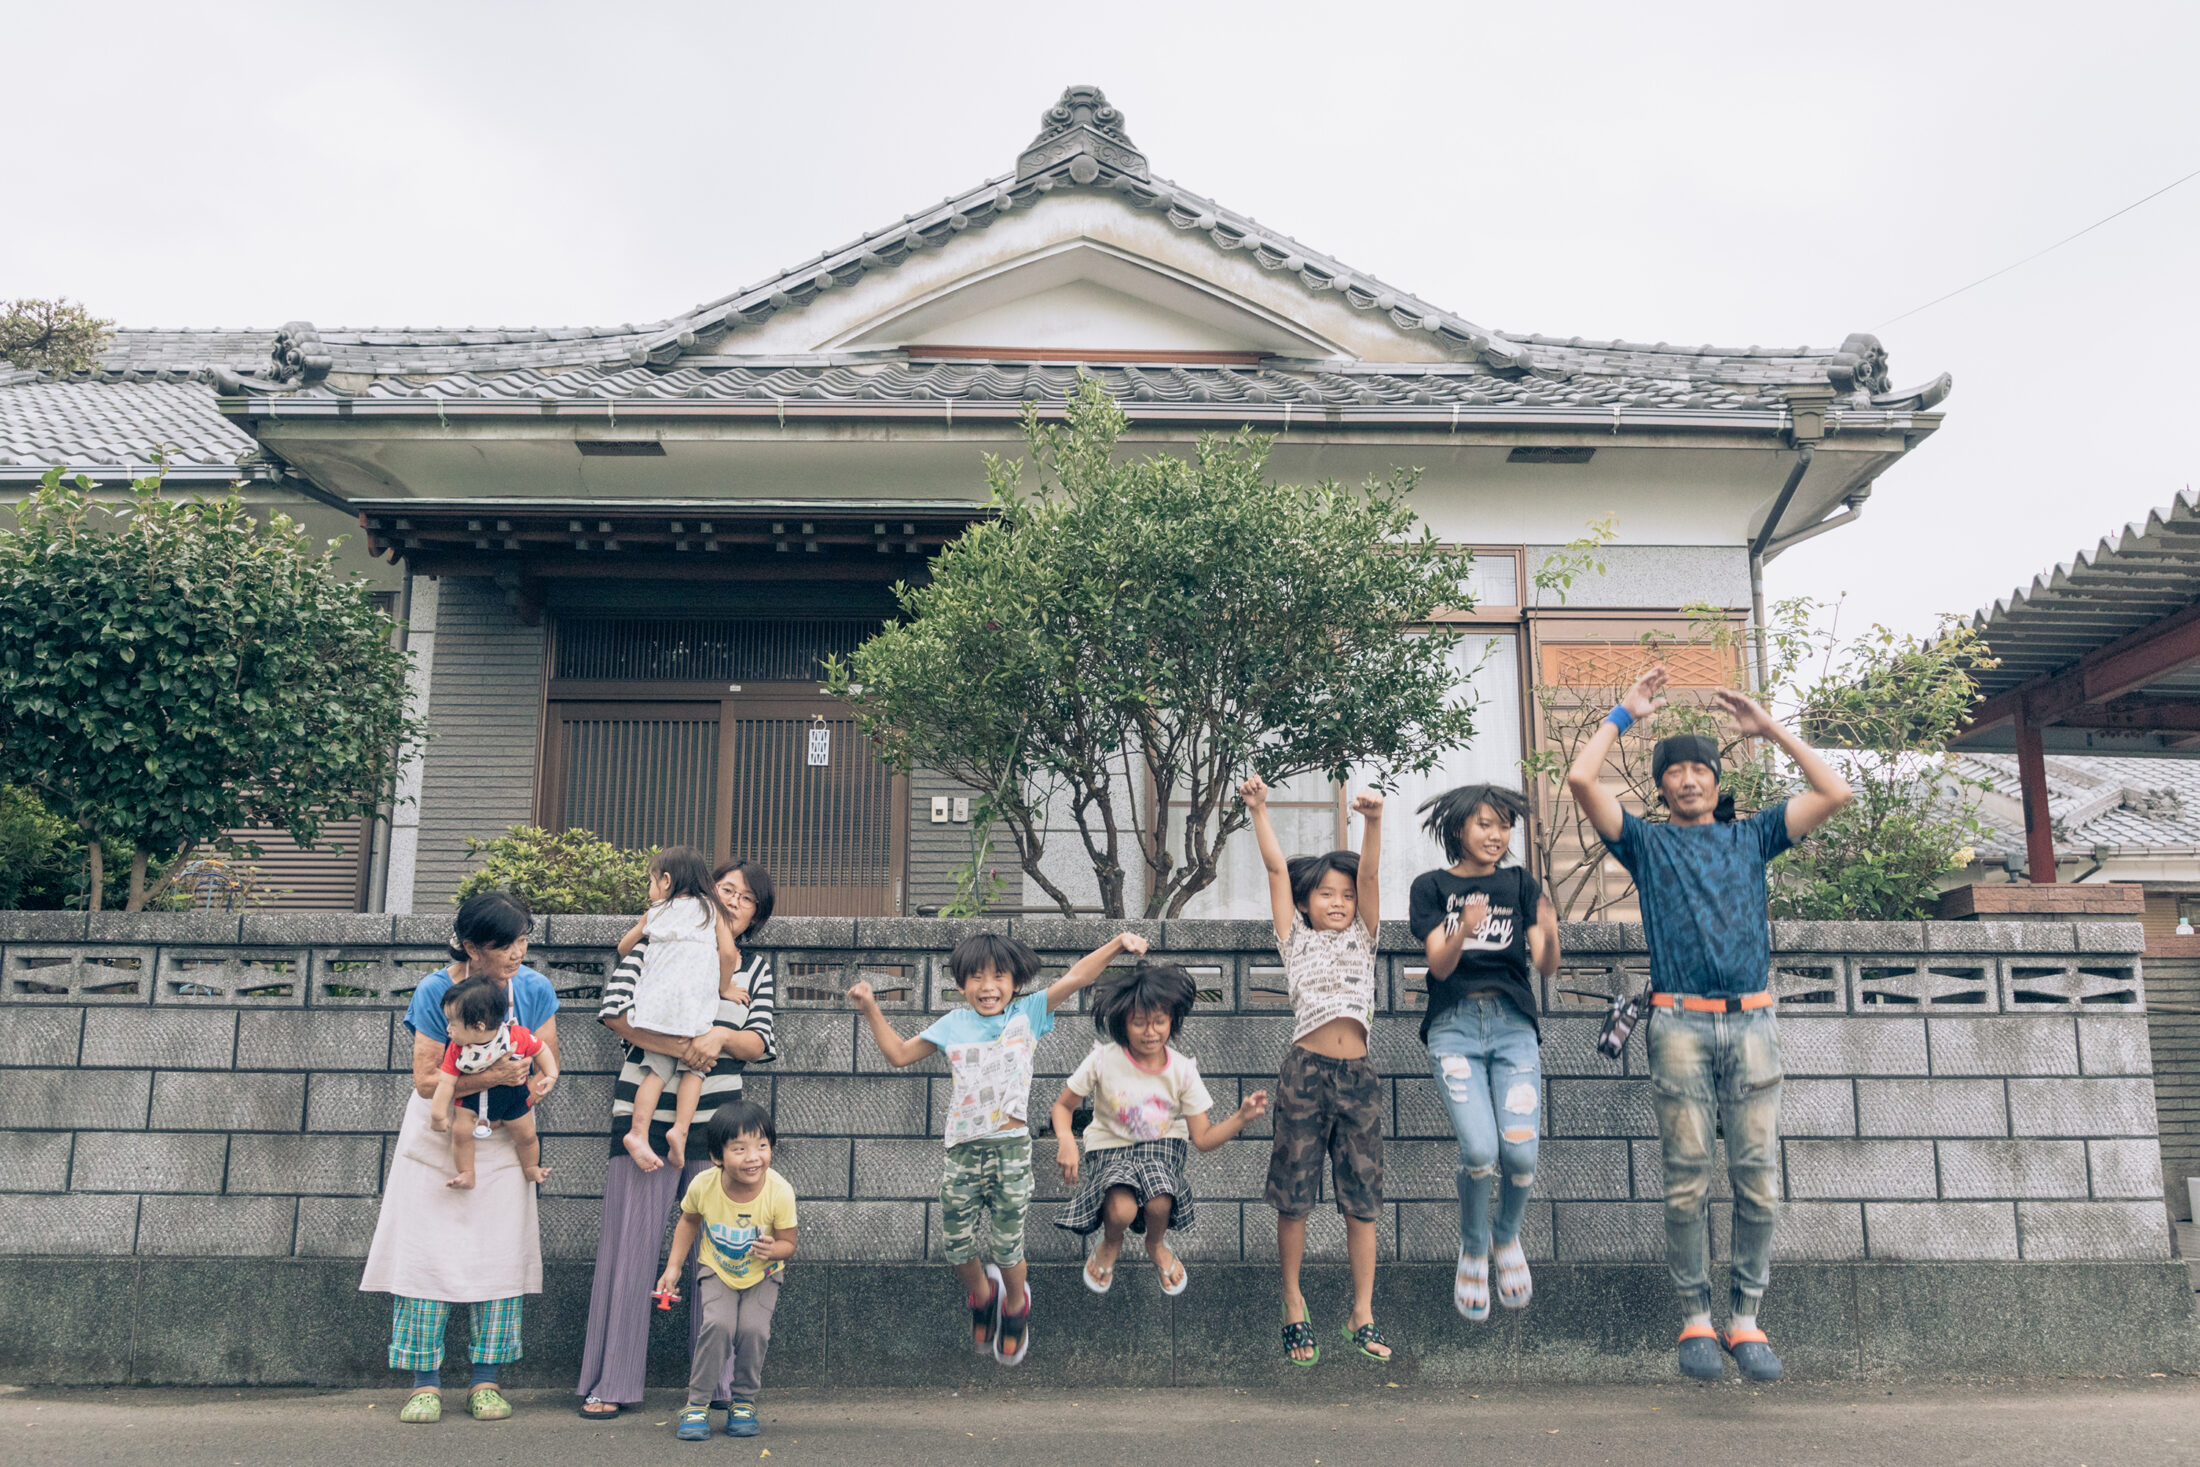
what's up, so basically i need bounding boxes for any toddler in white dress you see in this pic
[619,846,739,1167]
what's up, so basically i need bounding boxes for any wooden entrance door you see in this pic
[543,689,904,916]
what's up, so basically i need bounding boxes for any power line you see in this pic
[1874,163,2200,329]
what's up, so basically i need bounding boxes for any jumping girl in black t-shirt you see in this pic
[1408,784,1559,1322]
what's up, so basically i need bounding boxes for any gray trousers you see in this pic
[688,1271,779,1407]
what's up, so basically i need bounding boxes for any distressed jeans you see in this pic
[1647,1004,1783,1318]
[1425,992,1542,1258]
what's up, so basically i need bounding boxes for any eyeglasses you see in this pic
[721,890,756,907]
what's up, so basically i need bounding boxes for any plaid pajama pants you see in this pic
[388,1295,525,1372]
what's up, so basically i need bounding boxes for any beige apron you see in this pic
[360,1090,542,1303]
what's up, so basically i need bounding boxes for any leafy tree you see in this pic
[455,825,653,914]
[830,373,1479,918]
[0,464,421,909]
[0,783,70,908]
[0,297,114,374]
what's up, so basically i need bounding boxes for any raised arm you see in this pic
[1351,791,1383,934]
[1566,665,1668,844]
[1714,688,1853,839]
[1048,932,1148,1012]
[1240,775,1297,944]
[847,982,939,1069]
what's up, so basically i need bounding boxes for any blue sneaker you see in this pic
[1678,1324,1725,1379]
[724,1402,761,1438]
[676,1407,712,1441]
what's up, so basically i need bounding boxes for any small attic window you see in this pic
[1508,447,1594,464]
[575,440,666,457]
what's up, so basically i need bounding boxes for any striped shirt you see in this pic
[601,937,777,1158]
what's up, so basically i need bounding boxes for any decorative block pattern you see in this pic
[152,948,308,1006]
[2001,960,2143,1012]
[2,946,154,1004]
[1771,958,1848,1011]
[1853,960,1995,1011]
[308,948,446,1007]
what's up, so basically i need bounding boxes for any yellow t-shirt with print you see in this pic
[680,1166,798,1290]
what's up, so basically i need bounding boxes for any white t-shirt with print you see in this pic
[1066,1041,1215,1151]
[918,989,1056,1148]
[1280,921,1377,1045]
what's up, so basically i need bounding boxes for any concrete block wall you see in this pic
[0,913,2171,1269]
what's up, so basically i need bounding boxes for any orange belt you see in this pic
[1651,991,1774,1013]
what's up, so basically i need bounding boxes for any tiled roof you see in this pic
[4,87,1948,469]
[0,375,258,479]
[1970,486,2200,700]
[1960,753,2200,852]
[346,357,1801,412]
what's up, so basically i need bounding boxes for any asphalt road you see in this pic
[6,1378,2195,1467]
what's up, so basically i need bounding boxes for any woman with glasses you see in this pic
[574,860,780,1421]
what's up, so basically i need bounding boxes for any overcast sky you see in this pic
[7,1,2195,643]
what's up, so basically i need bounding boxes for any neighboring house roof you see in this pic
[1969,485,2200,702]
[0,370,262,482]
[2,84,1948,476]
[1960,752,2200,856]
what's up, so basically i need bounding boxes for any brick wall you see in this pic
[0,911,2171,1267]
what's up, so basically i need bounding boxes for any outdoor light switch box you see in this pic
[930,797,950,823]
[952,798,971,823]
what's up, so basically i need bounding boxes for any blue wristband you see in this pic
[1606,704,1634,733]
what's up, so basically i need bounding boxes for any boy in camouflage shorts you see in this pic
[851,928,1147,1367]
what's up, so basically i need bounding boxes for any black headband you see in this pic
[1651,733,1722,786]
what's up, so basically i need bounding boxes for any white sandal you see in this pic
[1083,1253,1115,1294]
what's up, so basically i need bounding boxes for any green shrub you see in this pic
[456,826,654,914]
[0,784,70,908]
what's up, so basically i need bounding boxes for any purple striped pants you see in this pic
[574,1153,736,1406]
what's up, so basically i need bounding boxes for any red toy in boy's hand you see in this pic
[651,1289,679,1311]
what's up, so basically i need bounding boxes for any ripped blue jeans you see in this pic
[1424,992,1542,1259]
[1647,1004,1783,1318]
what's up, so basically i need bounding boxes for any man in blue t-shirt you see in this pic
[1566,665,1850,1384]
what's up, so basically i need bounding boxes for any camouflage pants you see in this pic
[939,1136,1033,1266]
[1264,1046,1385,1220]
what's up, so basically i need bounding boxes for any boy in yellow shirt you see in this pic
[655,1099,797,1440]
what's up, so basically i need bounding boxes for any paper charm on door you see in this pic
[807,727,831,766]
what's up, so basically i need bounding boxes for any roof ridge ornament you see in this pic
[1018,85,1147,184]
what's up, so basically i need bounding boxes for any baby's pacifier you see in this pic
[472,1123,493,1140]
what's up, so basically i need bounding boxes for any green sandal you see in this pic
[468,1386,513,1420]
[1281,1306,1320,1367]
[399,1388,442,1423]
[1342,1321,1393,1362]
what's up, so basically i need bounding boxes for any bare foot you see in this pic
[665,1126,689,1168]
[1347,1309,1392,1359]
[621,1131,664,1173]
[447,1170,476,1190]
[522,1164,551,1184]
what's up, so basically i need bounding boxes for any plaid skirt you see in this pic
[1052,1138,1195,1235]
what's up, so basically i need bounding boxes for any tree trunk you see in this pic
[86,839,103,913]
[125,849,149,912]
